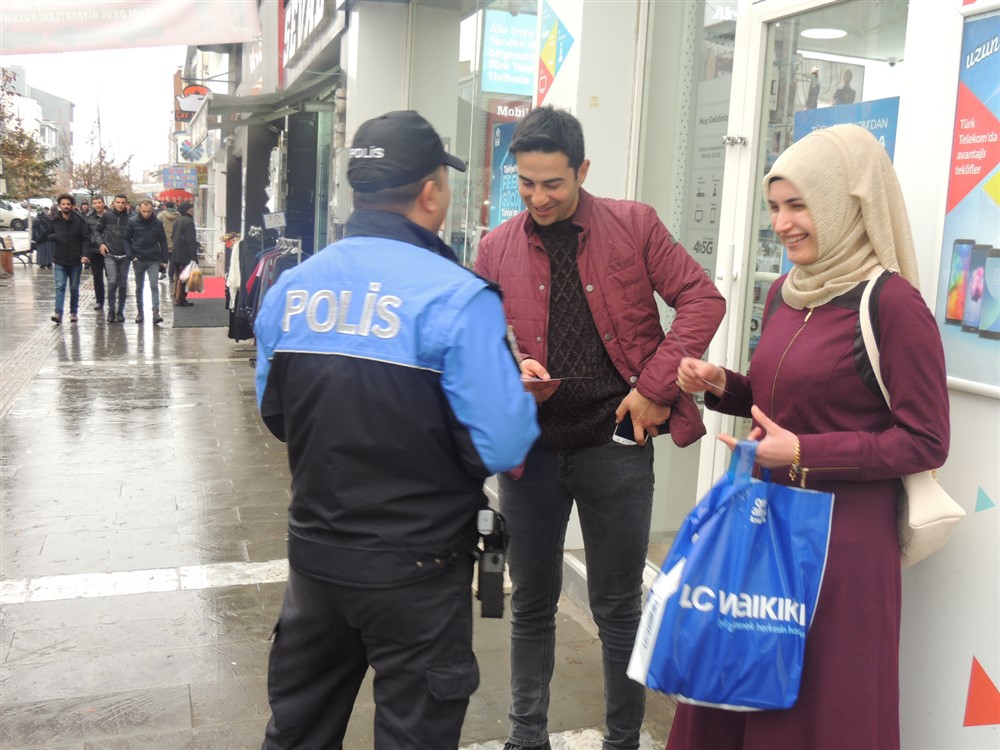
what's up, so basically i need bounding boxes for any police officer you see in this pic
[255,110,539,749]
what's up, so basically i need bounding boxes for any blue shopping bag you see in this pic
[627,441,834,710]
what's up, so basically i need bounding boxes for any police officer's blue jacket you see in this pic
[255,210,539,587]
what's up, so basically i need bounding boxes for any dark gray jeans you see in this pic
[132,259,162,312]
[499,440,654,750]
[105,255,129,315]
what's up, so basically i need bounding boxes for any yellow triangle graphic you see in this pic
[541,21,559,72]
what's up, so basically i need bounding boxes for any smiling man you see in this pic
[473,106,725,750]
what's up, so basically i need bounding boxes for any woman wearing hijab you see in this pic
[32,207,54,269]
[671,124,950,749]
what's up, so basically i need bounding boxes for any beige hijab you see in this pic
[763,124,919,309]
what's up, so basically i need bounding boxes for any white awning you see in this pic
[0,0,260,55]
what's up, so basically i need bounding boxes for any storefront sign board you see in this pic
[163,166,199,191]
[537,1,574,106]
[934,10,1000,388]
[481,9,536,97]
[489,121,521,230]
[793,96,900,158]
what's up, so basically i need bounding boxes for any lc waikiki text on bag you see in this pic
[859,275,965,569]
[628,441,834,711]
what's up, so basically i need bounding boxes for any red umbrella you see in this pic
[159,189,195,202]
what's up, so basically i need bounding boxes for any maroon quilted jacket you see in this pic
[474,189,725,447]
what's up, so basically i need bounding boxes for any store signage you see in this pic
[284,0,330,66]
[489,122,522,230]
[190,93,212,147]
[481,9,537,97]
[175,83,209,125]
[263,211,287,230]
[683,76,728,281]
[496,102,530,119]
[163,166,199,191]
[537,1,574,106]
[793,96,900,158]
[707,1,738,24]
[174,133,209,165]
[934,10,1000,388]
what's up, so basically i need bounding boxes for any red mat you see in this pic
[187,276,226,299]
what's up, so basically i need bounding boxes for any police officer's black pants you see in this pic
[261,559,479,749]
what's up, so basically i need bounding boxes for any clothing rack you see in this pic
[275,237,303,264]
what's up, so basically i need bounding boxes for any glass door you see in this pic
[739,0,908,371]
[698,0,910,494]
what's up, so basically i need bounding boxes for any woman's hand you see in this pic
[717,405,799,469]
[520,358,560,403]
[677,357,726,397]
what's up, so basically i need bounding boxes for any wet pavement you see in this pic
[0,238,675,749]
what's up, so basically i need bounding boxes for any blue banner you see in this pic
[481,9,536,97]
[489,122,521,230]
[793,96,900,158]
[781,97,901,275]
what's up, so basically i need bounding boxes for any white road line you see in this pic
[461,729,663,749]
[0,559,290,604]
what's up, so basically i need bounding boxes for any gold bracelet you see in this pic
[789,439,802,482]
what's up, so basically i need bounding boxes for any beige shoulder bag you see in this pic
[859,277,965,569]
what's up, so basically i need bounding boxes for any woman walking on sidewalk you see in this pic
[47,194,90,324]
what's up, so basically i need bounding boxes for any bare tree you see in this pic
[72,141,134,202]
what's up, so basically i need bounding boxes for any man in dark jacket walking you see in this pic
[123,199,169,324]
[171,201,198,307]
[84,196,108,314]
[48,193,90,324]
[99,194,132,323]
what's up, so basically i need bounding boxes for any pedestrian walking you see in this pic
[31,207,54,268]
[157,201,180,281]
[255,109,539,750]
[171,201,197,307]
[85,196,108,314]
[100,194,132,323]
[123,199,168,325]
[47,193,90,324]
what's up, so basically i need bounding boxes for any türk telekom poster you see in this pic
[489,122,521,230]
[935,9,1000,388]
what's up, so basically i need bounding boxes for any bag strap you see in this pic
[728,440,759,482]
[859,276,890,407]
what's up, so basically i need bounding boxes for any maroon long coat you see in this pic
[668,273,949,750]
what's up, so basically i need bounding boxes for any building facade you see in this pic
[2,66,74,190]
[189,2,999,745]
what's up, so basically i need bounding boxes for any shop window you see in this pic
[634,0,738,562]
[743,0,909,369]
[409,0,535,267]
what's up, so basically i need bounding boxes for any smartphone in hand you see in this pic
[612,418,668,446]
